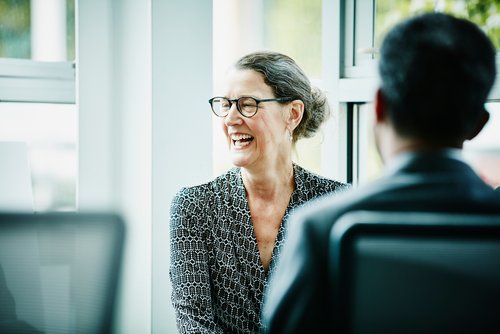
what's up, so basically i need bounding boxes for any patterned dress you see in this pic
[170,164,348,333]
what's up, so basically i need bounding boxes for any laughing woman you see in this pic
[169,51,348,334]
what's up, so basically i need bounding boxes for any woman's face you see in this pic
[221,68,291,170]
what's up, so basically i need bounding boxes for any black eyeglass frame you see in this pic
[208,96,293,118]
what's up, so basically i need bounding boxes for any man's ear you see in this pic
[375,89,387,123]
[467,108,490,140]
[287,99,304,130]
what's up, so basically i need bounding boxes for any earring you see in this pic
[288,128,293,142]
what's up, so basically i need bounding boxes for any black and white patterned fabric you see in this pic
[170,164,349,333]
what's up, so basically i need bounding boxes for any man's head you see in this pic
[375,13,496,158]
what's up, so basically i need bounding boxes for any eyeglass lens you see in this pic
[211,97,258,117]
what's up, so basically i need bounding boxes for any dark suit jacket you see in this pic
[261,151,500,333]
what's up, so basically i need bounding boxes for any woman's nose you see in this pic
[224,103,242,125]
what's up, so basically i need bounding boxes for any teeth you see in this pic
[231,134,253,141]
[234,140,251,148]
[230,133,253,148]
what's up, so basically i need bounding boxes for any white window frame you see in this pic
[0,58,75,104]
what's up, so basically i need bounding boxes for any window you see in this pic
[342,0,500,189]
[350,102,382,186]
[0,0,75,61]
[352,102,500,190]
[0,0,76,212]
[0,103,76,211]
[344,0,500,77]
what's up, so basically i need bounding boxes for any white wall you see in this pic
[151,0,213,333]
[78,0,152,332]
[78,0,212,332]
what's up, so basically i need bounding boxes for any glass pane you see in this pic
[264,0,322,78]
[356,103,383,186]
[375,0,500,51]
[265,0,324,174]
[0,102,76,212]
[0,0,75,61]
[356,102,500,189]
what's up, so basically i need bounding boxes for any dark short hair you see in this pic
[378,13,496,142]
[236,51,329,142]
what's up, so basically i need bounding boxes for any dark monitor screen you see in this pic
[330,211,500,334]
[0,212,125,334]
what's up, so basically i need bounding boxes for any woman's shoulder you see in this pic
[170,168,241,230]
[294,164,351,196]
[171,168,240,205]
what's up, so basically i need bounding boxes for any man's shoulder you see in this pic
[290,172,500,233]
[289,181,378,234]
[288,173,439,242]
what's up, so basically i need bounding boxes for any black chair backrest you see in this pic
[0,212,125,334]
[330,211,500,334]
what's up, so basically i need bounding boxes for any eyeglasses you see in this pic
[208,96,293,118]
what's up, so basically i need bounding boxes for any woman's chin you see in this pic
[230,154,253,168]
[230,159,247,168]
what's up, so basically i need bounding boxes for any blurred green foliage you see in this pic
[0,0,75,60]
[376,0,500,49]
[0,0,30,58]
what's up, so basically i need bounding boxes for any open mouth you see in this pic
[231,134,254,148]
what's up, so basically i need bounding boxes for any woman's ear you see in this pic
[287,99,304,131]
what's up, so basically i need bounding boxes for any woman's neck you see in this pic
[241,162,295,201]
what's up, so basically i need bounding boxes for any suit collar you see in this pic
[385,149,467,177]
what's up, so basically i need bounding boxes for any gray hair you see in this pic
[235,51,330,142]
